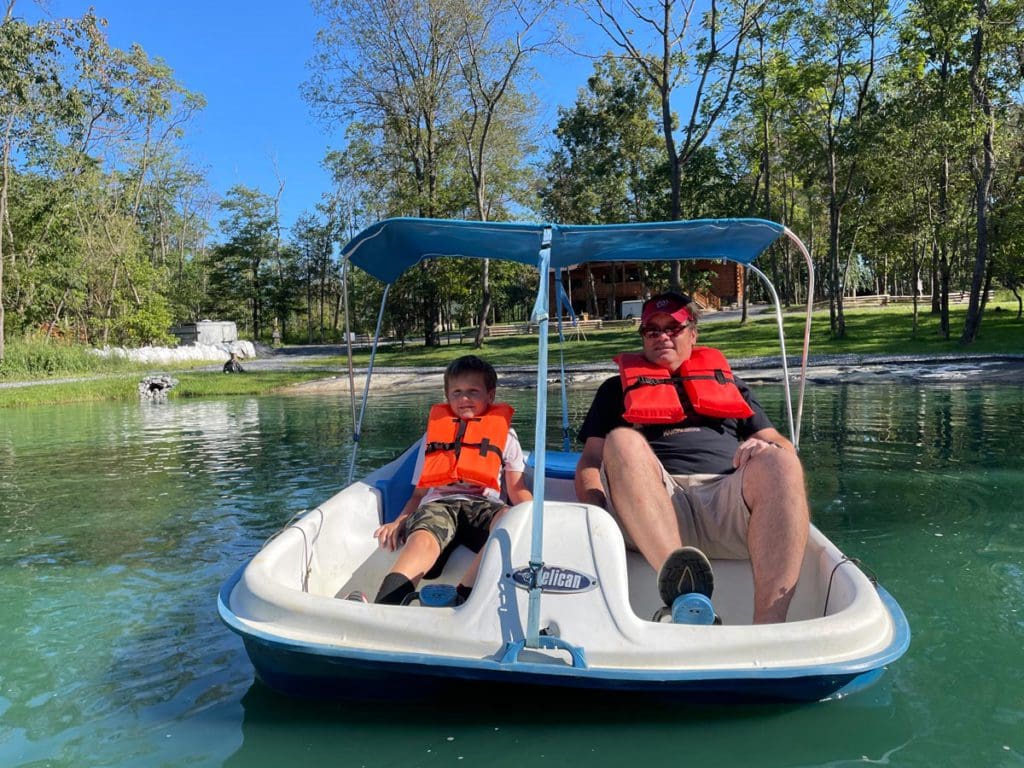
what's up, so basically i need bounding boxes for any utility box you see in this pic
[620,299,643,319]
[170,320,238,346]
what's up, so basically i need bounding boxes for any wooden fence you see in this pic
[811,292,990,311]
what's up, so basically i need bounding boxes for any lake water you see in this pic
[1,379,1022,767]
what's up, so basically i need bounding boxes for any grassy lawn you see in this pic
[326,300,1023,369]
[0,370,330,408]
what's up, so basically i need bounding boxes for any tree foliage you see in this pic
[3,0,1024,357]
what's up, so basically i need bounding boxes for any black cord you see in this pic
[822,556,877,616]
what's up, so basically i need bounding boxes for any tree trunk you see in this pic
[585,264,598,318]
[960,0,995,345]
[828,197,846,338]
[911,241,920,340]
[0,114,13,362]
[306,255,313,344]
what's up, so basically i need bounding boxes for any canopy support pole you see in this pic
[341,256,358,432]
[554,270,573,452]
[346,285,390,486]
[746,263,797,446]
[782,228,815,442]
[525,227,552,649]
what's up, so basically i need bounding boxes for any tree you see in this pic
[959,0,1023,343]
[452,0,554,346]
[214,185,279,339]
[542,57,667,313]
[583,0,763,288]
[780,0,891,338]
[0,14,79,359]
[307,0,471,345]
[542,57,667,224]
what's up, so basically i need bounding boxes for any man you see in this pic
[575,292,809,623]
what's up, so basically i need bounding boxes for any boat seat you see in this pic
[526,450,579,480]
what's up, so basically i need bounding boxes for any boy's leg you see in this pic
[454,499,508,597]
[386,530,443,582]
[375,530,442,604]
[375,501,456,604]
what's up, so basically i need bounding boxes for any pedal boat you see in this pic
[218,218,910,701]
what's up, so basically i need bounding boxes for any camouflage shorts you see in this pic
[406,497,507,553]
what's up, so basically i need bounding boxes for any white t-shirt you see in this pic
[411,427,525,504]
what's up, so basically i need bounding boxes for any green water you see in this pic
[1,381,1022,767]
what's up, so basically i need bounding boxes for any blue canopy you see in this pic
[343,217,786,283]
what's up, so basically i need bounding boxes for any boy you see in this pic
[372,355,532,605]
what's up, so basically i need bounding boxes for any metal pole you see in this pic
[346,285,391,486]
[526,226,552,648]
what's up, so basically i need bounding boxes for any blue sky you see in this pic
[23,1,599,238]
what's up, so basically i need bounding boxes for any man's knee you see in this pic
[747,446,803,485]
[742,449,808,513]
[603,427,655,466]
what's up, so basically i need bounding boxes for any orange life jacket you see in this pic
[615,346,755,425]
[417,403,514,492]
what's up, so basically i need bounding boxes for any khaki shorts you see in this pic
[601,465,751,560]
[406,497,506,553]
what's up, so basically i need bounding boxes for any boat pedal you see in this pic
[671,593,717,624]
[652,593,719,625]
[417,584,459,607]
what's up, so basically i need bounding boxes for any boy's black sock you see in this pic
[375,573,415,605]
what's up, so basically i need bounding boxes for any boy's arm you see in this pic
[504,469,532,505]
[374,486,427,551]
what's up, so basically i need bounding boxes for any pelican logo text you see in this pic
[510,566,598,594]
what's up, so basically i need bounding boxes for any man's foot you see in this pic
[657,546,714,605]
[341,590,368,603]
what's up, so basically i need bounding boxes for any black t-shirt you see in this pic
[578,374,775,476]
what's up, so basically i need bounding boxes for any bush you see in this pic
[0,337,135,379]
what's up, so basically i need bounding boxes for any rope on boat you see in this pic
[260,507,325,593]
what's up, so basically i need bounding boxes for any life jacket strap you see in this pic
[424,417,504,462]
[679,371,736,386]
[623,375,682,393]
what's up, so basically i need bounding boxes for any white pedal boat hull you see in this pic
[219,447,909,701]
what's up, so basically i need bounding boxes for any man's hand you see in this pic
[732,437,783,469]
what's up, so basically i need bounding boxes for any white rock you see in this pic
[92,341,257,364]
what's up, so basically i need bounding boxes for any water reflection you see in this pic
[225,677,917,768]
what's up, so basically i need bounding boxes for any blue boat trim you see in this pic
[501,637,588,669]
[218,564,911,687]
[526,450,578,480]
